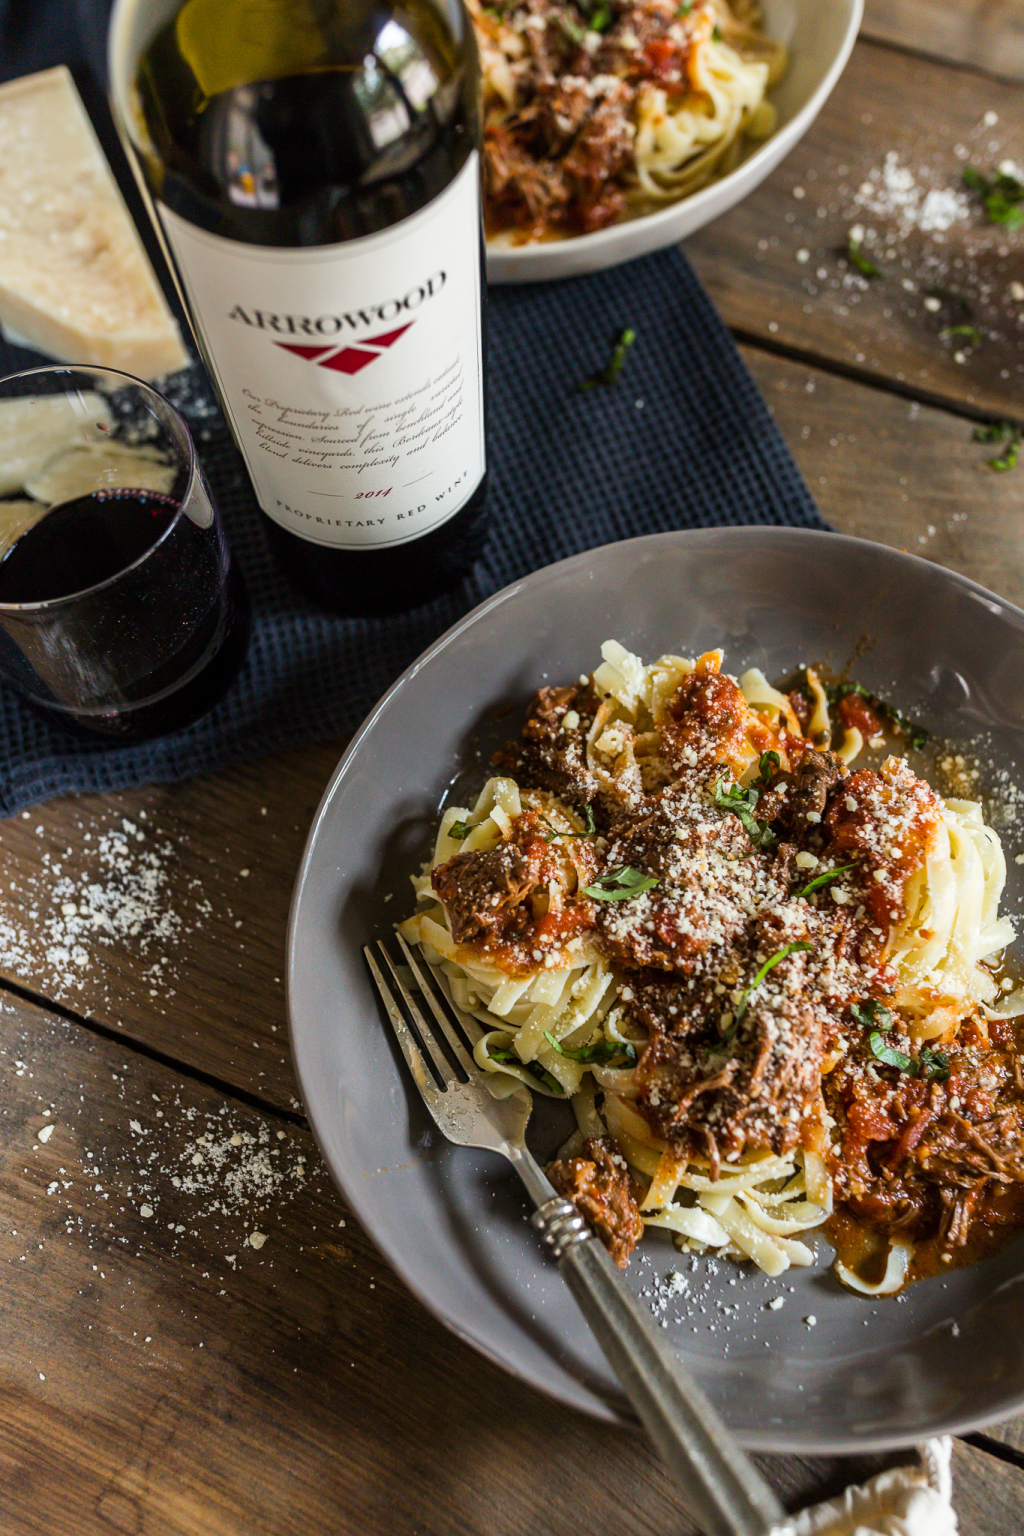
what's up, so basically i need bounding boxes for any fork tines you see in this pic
[365,934,482,1096]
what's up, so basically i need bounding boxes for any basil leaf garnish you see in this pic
[583,864,659,901]
[845,236,883,278]
[798,862,855,897]
[448,820,471,841]
[852,998,894,1032]
[488,1046,564,1095]
[580,328,636,390]
[963,164,1024,228]
[868,1032,915,1073]
[754,750,781,789]
[713,774,776,850]
[826,681,930,751]
[544,1030,638,1066]
[918,1045,951,1083]
[734,941,814,1025]
[542,804,596,842]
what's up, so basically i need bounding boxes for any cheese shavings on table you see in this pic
[0,67,187,380]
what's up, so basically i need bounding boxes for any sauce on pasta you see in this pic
[401,643,1024,1293]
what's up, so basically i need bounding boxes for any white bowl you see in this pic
[486,0,863,284]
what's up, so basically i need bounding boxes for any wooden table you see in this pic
[4,4,1024,1531]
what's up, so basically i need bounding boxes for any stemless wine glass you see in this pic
[0,365,249,739]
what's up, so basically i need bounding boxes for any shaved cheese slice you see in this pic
[0,392,112,497]
[644,1206,731,1248]
[0,68,187,379]
[834,1243,912,1296]
[27,442,176,504]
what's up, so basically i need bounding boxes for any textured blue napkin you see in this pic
[0,8,827,816]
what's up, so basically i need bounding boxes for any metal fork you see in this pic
[366,934,787,1536]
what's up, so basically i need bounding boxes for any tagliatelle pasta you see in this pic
[473,0,785,241]
[401,642,1024,1291]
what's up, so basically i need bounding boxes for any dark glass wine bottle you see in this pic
[109,0,488,615]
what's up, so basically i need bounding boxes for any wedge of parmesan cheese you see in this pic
[0,67,188,380]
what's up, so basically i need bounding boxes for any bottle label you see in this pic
[157,154,485,550]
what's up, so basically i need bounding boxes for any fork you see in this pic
[366,934,788,1536]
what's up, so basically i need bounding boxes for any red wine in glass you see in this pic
[0,367,249,741]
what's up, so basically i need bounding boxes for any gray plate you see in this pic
[287,527,1024,1453]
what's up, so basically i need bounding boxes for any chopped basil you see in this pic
[852,998,894,1032]
[754,750,781,789]
[585,1,614,31]
[844,236,883,278]
[676,0,693,12]
[919,1045,951,1082]
[798,862,855,897]
[580,327,637,390]
[488,1046,564,1095]
[561,15,586,43]
[448,820,471,841]
[939,324,982,346]
[974,424,1023,473]
[989,441,1020,473]
[713,774,776,850]
[865,1032,950,1082]
[544,1030,638,1066]
[868,1032,915,1072]
[974,422,1015,444]
[583,864,659,901]
[542,803,596,842]
[963,165,1024,230]
[826,680,929,752]
[735,941,813,1023]
[712,22,722,39]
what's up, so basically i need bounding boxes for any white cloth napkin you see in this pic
[773,1437,958,1536]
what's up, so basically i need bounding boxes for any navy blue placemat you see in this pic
[0,8,827,817]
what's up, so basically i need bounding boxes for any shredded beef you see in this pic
[595,785,751,971]
[630,912,824,1170]
[547,1135,644,1267]
[492,685,598,805]
[761,748,845,834]
[431,843,534,944]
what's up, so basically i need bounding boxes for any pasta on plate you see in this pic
[473,0,786,240]
[401,643,1024,1294]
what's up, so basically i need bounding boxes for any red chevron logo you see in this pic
[274,322,414,374]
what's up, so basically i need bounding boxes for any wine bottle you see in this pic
[108,0,487,615]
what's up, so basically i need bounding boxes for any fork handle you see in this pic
[518,1160,786,1536]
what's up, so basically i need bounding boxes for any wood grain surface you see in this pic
[4,6,1024,1533]
[3,980,1022,1536]
[688,39,1024,422]
[864,0,1024,79]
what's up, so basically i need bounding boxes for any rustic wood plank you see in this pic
[0,987,1015,1535]
[948,1440,1024,1531]
[863,0,1024,81]
[0,739,343,1114]
[688,38,1024,421]
[978,1420,1024,1453]
[741,345,1024,611]
[1,353,1023,1115]
[0,989,867,1533]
